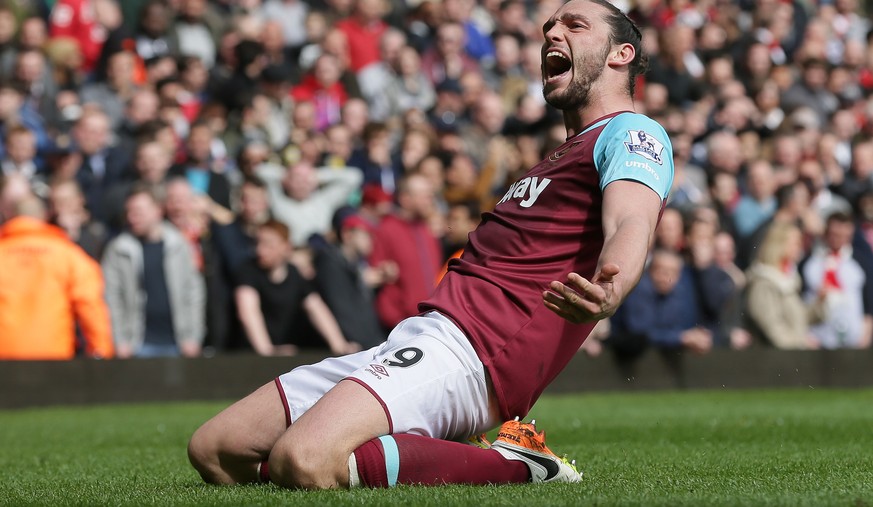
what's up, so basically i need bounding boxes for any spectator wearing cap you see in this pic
[358,182,393,225]
[370,172,442,330]
[313,209,393,349]
[427,78,467,136]
[233,219,362,355]
[0,195,113,360]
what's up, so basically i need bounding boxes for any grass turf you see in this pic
[0,388,871,506]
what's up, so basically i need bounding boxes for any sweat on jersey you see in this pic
[420,111,674,420]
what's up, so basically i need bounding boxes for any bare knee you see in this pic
[268,439,348,490]
[188,424,226,484]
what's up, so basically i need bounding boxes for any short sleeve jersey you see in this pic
[420,111,673,420]
[236,261,313,346]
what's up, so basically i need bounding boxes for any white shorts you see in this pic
[274,312,500,441]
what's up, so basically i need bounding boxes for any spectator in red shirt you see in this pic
[335,0,388,73]
[369,172,442,330]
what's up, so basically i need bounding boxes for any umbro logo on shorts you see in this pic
[365,364,390,379]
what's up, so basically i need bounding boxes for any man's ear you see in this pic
[609,43,636,67]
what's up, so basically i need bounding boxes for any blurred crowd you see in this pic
[1,0,872,361]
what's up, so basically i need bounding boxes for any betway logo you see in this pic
[497,177,552,208]
[625,160,659,181]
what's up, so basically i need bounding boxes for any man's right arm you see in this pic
[235,285,281,356]
[71,249,114,359]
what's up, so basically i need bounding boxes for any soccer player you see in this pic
[188,0,673,488]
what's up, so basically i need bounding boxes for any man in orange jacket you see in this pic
[0,195,113,360]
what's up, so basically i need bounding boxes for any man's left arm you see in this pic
[543,180,662,323]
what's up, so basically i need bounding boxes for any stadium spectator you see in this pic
[442,0,494,64]
[610,249,711,358]
[79,49,138,130]
[132,0,179,62]
[169,121,232,210]
[801,212,873,349]
[441,199,480,263]
[71,108,131,222]
[234,219,361,355]
[335,0,388,73]
[745,221,824,349]
[170,0,223,69]
[370,172,441,330]
[348,121,400,193]
[357,27,408,122]
[685,215,750,349]
[0,195,113,360]
[384,44,436,118]
[733,159,778,240]
[48,179,108,260]
[781,58,837,125]
[654,206,684,254]
[48,0,114,75]
[102,183,205,358]
[313,210,391,349]
[420,21,480,85]
[257,159,361,246]
[1,125,38,180]
[261,0,310,50]
[0,79,48,164]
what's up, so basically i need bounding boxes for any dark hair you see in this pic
[826,210,854,225]
[586,0,647,96]
[127,181,165,205]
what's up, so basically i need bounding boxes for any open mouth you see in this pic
[544,50,572,83]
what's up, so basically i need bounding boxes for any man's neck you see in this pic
[562,93,635,139]
[267,262,289,283]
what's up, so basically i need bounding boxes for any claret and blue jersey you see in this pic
[421,111,674,420]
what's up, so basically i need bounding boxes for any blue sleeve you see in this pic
[593,112,674,200]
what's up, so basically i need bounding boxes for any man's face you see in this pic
[540,0,612,110]
[255,228,289,270]
[650,253,682,295]
[825,220,854,252]
[240,184,268,223]
[126,193,163,239]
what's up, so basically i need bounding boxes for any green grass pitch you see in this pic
[1,388,871,506]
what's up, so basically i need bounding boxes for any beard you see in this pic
[544,43,610,110]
